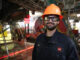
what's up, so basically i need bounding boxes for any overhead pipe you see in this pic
[9,0,43,11]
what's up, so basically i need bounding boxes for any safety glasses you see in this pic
[44,16,59,22]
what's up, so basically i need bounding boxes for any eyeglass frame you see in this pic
[43,15,59,22]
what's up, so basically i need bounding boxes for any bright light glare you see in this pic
[77,14,80,17]
[17,22,25,28]
[5,25,10,31]
[69,19,74,29]
[76,21,80,33]
[29,10,43,17]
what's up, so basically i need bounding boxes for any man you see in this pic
[32,4,79,60]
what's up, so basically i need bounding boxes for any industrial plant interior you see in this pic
[0,0,80,60]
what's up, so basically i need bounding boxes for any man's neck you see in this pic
[46,29,56,37]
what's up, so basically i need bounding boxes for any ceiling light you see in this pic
[77,14,80,17]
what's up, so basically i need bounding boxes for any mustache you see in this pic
[47,22,54,25]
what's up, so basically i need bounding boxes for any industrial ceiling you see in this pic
[1,0,80,22]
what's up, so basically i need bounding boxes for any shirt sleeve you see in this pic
[66,39,79,60]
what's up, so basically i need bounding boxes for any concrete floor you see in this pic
[0,42,34,60]
[0,42,80,60]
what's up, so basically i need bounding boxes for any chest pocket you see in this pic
[56,44,66,60]
[47,41,66,60]
[36,41,66,60]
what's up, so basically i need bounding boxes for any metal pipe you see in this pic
[63,0,65,7]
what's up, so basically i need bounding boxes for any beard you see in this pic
[46,22,57,31]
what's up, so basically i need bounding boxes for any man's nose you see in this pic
[49,19,53,22]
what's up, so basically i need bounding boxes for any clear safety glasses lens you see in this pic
[44,16,58,22]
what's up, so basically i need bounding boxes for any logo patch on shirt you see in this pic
[57,47,62,52]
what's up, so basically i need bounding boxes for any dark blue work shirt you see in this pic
[32,30,79,60]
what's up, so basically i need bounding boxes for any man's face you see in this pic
[44,15,59,31]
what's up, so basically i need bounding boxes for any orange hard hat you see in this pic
[42,4,63,20]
